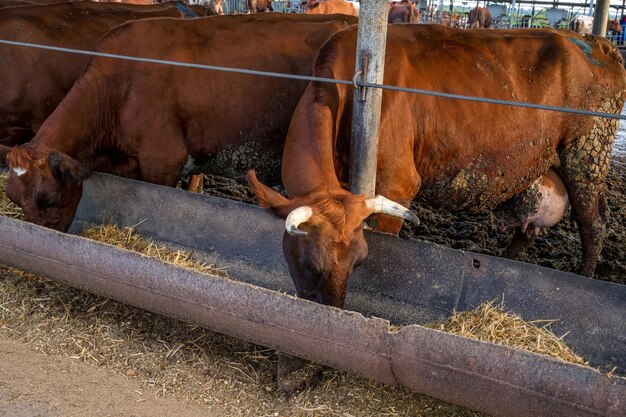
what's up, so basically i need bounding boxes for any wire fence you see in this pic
[0,37,624,121]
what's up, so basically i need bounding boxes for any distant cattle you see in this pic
[0,1,206,147]
[303,0,358,16]
[467,6,491,28]
[248,0,272,13]
[388,0,419,24]
[247,25,625,314]
[607,18,622,35]
[3,13,357,232]
[569,15,593,35]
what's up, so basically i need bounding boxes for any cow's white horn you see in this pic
[285,206,314,237]
[366,195,420,225]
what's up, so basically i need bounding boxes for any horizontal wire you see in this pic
[1,38,624,120]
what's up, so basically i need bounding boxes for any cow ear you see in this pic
[48,151,90,187]
[246,170,293,218]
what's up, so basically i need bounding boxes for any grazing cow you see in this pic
[2,13,357,232]
[0,1,208,147]
[466,6,491,28]
[247,24,625,314]
[247,0,272,13]
[495,169,570,259]
[304,0,358,16]
[388,0,419,24]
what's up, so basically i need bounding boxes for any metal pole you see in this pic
[509,0,516,28]
[438,0,443,23]
[593,0,610,35]
[349,0,389,197]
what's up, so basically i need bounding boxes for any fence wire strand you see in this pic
[1,38,625,121]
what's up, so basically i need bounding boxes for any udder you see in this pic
[495,169,569,258]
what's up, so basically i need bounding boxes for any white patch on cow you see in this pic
[12,167,27,177]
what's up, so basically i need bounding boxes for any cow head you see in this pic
[247,170,418,308]
[5,146,89,232]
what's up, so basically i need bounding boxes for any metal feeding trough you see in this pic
[0,173,624,417]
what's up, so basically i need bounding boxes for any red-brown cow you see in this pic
[247,25,625,313]
[304,0,358,16]
[467,6,491,28]
[388,0,419,24]
[2,13,356,232]
[0,1,208,146]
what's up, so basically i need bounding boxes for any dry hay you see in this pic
[79,224,228,278]
[436,301,587,366]
[0,174,22,219]
[0,266,482,417]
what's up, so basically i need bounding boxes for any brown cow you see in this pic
[0,1,207,147]
[247,25,625,314]
[248,0,272,13]
[304,0,358,16]
[2,13,357,232]
[388,0,419,24]
[466,6,491,28]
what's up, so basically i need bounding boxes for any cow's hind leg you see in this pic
[558,100,619,276]
[503,227,536,259]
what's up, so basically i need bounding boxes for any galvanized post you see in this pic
[593,0,610,36]
[349,0,390,197]
[509,0,515,28]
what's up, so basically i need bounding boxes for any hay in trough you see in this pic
[438,301,587,366]
[0,174,22,220]
[80,224,228,278]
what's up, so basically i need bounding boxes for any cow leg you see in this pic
[503,227,536,259]
[276,352,323,397]
[558,99,619,276]
[135,126,189,187]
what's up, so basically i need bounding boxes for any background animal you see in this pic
[466,6,492,28]
[388,0,419,24]
[3,13,357,232]
[0,1,207,146]
[569,15,594,35]
[303,0,358,16]
[247,0,272,13]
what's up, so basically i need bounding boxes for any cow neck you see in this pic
[31,77,111,164]
[282,99,343,201]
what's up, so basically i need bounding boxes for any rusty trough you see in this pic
[0,173,624,417]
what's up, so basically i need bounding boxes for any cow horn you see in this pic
[285,206,313,237]
[365,195,420,225]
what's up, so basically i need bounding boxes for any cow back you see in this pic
[0,1,204,145]
[308,24,625,210]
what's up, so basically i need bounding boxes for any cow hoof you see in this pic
[276,352,323,397]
